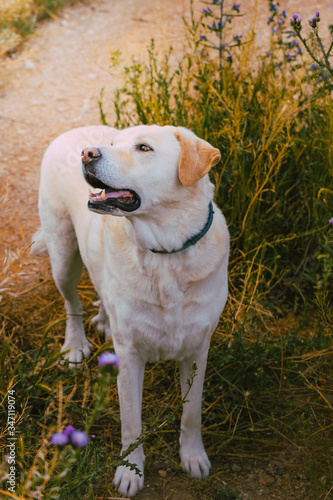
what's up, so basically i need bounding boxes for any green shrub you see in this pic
[100,1,333,313]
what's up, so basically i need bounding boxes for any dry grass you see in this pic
[0,250,332,498]
[0,0,79,58]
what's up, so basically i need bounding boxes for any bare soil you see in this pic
[1,0,332,498]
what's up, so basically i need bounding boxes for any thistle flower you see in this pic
[98,352,120,369]
[290,15,302,31]
[50,432,69,446]
[63,425,75,436]
[309,11,320,29]
[71,430,89,447]
[98,352,120,378]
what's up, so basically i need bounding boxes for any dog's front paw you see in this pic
[61,338,91,368]
[113,448,144,498]
[113,464,144,498]
[180,445,211,479]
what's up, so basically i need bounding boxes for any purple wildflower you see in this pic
[63,425,76,436]
[71,430,89,447]
[232,3,240,12]
[98,352,120,368]
[50,432,69,446]
[290,15,302,31]
[329,217,333,224]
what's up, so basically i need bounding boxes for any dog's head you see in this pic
[81,125,221,216]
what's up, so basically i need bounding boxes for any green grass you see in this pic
[1,283,332,498]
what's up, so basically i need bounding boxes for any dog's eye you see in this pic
[136,144,153,152]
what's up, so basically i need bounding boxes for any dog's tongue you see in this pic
[89,189,133,202]
[105,190,129,199]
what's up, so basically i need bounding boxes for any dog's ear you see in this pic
[174,129,221,187]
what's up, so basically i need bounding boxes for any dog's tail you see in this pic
[30,227,48,256]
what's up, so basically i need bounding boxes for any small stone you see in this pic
[158,470,167,478]
[259,475,274,486]
[25,60,35,70]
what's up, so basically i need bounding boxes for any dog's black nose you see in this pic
[81,147,101,164]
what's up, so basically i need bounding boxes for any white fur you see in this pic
[34,124,229,497]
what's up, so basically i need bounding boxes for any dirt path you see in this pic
[0,0,332,498]
[0,0,332,255]
[0,0,188,256]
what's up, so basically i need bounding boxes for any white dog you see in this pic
[32,125,229,497]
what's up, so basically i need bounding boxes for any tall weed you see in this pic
[100,1,333,314]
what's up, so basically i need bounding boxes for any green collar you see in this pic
[150,202,214,255]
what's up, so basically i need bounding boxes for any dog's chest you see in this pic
[102,256,215,361]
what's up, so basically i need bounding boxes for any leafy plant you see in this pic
[100,1,333,314]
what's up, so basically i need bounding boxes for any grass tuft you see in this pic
[0,0,81,57]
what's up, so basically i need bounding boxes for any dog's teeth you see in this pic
[101,189,106,199]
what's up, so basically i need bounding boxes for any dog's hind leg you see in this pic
[179,349,211,479]
[41,209,91,367]
[91,301,111,338]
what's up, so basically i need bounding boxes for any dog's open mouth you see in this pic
[85,172,141,213]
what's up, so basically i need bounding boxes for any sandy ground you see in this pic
[1,0,333,254]
[1,0,333,498]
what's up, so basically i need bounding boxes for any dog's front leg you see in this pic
[113,351,145,498]
[179,348,211,479]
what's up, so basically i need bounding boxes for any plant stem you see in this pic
[314,29,333,76]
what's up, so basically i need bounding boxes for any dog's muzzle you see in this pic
[81,147,141,214]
